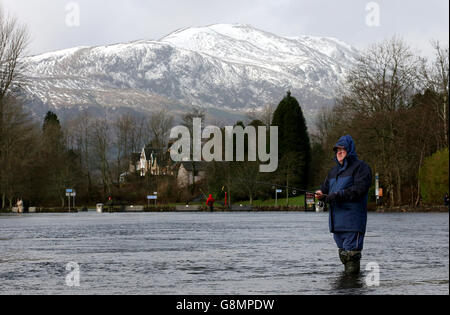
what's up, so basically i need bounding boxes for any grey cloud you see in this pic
[1,0,448,58]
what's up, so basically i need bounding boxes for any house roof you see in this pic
[143,147,153,159]
[142,146,163,160]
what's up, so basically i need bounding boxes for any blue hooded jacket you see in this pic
[321,135,373,233]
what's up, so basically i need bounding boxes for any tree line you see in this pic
[312,38,449,207]
[1,7,448,209]
[200,38,449,208]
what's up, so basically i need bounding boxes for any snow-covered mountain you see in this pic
[20,24,360,125]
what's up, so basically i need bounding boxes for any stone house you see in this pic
[176,162,207,188]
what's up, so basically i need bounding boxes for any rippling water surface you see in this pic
[0,212,448,295]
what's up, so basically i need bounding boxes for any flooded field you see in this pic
[0,212,448,295]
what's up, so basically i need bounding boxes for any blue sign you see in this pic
[147,195,157,200]
[66,189,73,193]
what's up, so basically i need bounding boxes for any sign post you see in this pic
[147,195,158,208]
[66,189,76,212]
[275,189,282,206]
[71,192,76,209]
[66,189,73,212]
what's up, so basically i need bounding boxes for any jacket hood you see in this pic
[334,135,358,164]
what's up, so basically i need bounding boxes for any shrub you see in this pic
[419,148,449,204]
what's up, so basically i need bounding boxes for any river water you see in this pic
[0,212,448,295]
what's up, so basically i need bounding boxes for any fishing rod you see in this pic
[221,178,329,209]
[198,179,328,203]
[199,188,208,200]
[248,180,330,208]
[234,178,328,198]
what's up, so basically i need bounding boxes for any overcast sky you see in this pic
[1,0,448,58]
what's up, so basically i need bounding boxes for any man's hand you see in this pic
[315,190,326,201]
[325,192,339,204]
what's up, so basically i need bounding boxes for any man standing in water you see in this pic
[316,135,372,275]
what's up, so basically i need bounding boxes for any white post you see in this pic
[375,173,380,205]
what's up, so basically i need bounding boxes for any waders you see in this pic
[339,249,362,275]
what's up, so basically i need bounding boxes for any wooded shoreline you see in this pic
[1,205,447,214]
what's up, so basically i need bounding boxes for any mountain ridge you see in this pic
[19,24,360,126]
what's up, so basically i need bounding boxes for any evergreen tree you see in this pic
[38,111,69,206]
[43,111,64,148]
[272,91,311,190]
[43,111,61,130]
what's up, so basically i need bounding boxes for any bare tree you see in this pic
[342,37,421,115]
[233,161,261,205]
[421,41,449,148]
[0,96,37,209]
[314,106,339,143]
[65,111,95,201]
[129,115,146,154]
[92,118,112,197]
[182,107,206,193]
[336,37,422,206]
[0,6,29,100]
[148,109,174,151]
[0,7,30,208]
[247,103,276,127]
[114,113,134,186]
[182,106,206,131]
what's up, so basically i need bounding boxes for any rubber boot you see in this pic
[339,249,347,264]
[339,250,362,275]
[345,251,362,275]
